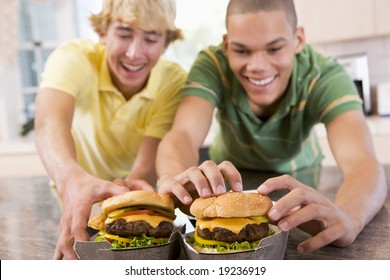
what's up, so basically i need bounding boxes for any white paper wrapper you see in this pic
[74,229,184,260]
[180,224,288,260]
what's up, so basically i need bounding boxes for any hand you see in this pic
[158,160,243,205]
[53,172,130,260]
[257,174,360,253]
[113,178,155,191]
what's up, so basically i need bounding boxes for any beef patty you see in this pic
[197,223,269,243]
[105,219,173,238]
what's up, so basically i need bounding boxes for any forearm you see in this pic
[156,130,200,178]
[325,111,388,236]
[335,159,387,233]
[35,120,84,195]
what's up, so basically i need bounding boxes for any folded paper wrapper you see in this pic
[74,208,192,260]
[74,208,288,260]
[74,230,184,260]
[180,224,288,260]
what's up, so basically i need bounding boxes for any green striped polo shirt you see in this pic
[183,44,363,172]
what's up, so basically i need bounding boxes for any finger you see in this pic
[275,203,329,232]
[127,180,155,191]
[271,185,331,222]
[198,160,227,195]
[179,166,214,197]
[297,225,341,253]
[71,203,92,242]
[54,220,79,260]
[53,241,64,260]
[62,239,80,260]
[268,186,318,220]
[96,182,129,201]
[218,161,243,192]
[113,178,126,186]
[158,179,193,205]
[257,174,305,194]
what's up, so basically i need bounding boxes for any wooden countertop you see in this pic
[0,165,389,260]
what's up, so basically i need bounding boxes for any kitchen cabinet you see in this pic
[374,0,390,35]
[294,0,389,43]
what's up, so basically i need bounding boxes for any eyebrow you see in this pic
[115,26,162,36]
[230,37,288,48]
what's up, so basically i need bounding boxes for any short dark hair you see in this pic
[226,0,297,30]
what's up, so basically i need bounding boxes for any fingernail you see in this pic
[216,185,225,194]
[279,221,289,231]
[202,188,211,196]
[268,208,280,220]
[183,196,192,204]
[297,245,305,254]
[235,182,243,191]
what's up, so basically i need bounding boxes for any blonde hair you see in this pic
[90,0,182,43]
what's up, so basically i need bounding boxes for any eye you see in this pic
[119,35,131,39]
[117,32,132,40]
[145,38,159,44]
[233,48,249,55]
[268,46,283,54]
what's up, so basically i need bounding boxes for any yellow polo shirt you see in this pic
[40,39,186,180]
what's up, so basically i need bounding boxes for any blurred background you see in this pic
[0,0,389,176]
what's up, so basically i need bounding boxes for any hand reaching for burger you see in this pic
[257,174,359,253]
[53,172,154,260]
[158,160,243,207]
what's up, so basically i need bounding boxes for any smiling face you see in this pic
[224,10,305,118]
[100,20,168,99]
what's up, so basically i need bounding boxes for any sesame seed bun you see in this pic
[190,192,272,218]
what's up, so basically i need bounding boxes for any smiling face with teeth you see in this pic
[100,20,169,99]
[224,10,305,119]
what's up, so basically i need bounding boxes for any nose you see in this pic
[125,38,142,59]
[247,52,268,72]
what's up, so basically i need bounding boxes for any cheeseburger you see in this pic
[189,191,273,253]
[88,190,176,249]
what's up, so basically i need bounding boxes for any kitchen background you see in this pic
[0,0,389,176]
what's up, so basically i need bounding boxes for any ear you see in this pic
[98,32,106,44]
[222,34,228,54]
[294,27,305,54]
[161,44,169,54]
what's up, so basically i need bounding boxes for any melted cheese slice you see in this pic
[197,216,268,234]
[105,214,173,228]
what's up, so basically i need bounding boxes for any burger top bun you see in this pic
[101,190,174,215]
[190,192,272,218]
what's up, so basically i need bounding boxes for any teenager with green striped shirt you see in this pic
[157,0,387,253]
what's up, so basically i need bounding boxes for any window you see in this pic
[18,0,59,135]
[9,0,227,137]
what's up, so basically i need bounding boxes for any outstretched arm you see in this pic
[35,88,130,259]
[258,110,387,253]
[156,96,243,206]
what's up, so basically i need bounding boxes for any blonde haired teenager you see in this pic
[35,0,186,259]
[157,0,387,253]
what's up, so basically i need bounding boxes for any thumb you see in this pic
[102,183,130,199]
[127,180,155,191]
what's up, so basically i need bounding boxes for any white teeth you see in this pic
[248,76,275,86]
[122,63,143,71]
